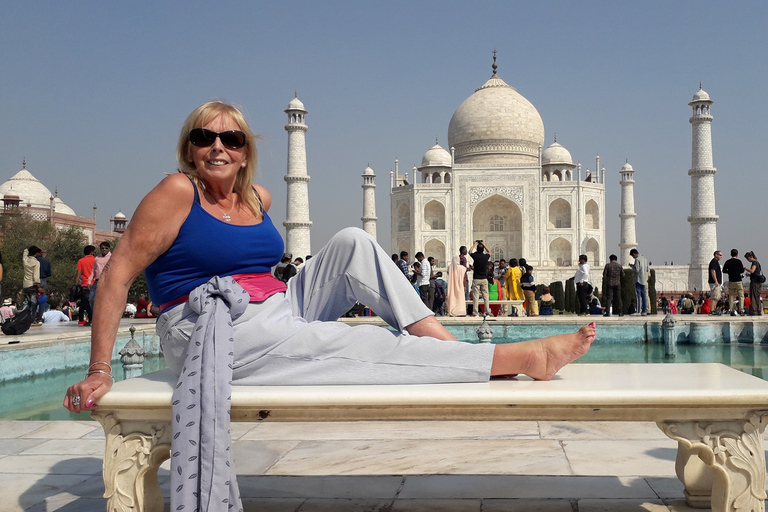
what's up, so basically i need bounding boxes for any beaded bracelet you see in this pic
[88,361,112,372]
[86,369,116,384]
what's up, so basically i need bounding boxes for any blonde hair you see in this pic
[176,100,262,216]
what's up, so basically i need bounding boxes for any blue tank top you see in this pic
[145,183,285,306]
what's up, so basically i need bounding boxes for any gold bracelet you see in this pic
[88,361,112,372]
[86,369,115,384]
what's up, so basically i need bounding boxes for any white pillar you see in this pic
[618,161,638,265]
[283,94,312,258]
[688,86,718,290]
[361,165,377,239]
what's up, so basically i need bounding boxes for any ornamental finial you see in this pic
[492,48,498,76]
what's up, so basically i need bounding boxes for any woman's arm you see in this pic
[64,174,196,412]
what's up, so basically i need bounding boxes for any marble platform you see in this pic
[2,416,767,511]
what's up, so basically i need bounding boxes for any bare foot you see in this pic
[491,322,596,380]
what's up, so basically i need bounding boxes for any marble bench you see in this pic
[93,363,768,512]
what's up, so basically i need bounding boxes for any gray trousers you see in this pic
[157,227,494,385]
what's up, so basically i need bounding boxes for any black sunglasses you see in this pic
[188,128,247,149]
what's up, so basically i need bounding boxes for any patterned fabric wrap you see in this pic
[170,276,250,512]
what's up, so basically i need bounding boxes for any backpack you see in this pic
[69,284,82,302]
[2,308,34,335]
[434,281,446,302]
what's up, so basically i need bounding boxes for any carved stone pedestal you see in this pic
[658,413,768,512]
[93,412,171,512]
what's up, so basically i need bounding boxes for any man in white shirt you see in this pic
[415,252,431,308]
[43,308,70,323]
[574,254,591,316]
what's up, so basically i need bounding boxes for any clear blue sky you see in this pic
[1,1,766,266]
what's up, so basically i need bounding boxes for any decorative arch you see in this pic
[424,239,446,269]
[397,203,411,232]
[585,238,600,266]
[549,237,571,266]
[585,200,599,229]
[472,195,521,260]
[444,173,451,184]
[423,200,445,230]
[548,198,571,229]
[432,172,442,184]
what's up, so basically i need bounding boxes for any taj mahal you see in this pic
[281,53,718,293]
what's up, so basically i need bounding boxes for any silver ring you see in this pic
[72,396,81,406]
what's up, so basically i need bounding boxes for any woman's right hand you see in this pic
[63,373,113,413]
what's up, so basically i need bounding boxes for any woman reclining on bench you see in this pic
[64,100,595,511]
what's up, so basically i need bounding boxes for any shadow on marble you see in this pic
[563,440,678,477]
[266,439,569,476]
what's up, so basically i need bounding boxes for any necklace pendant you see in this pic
[222,214,232,222]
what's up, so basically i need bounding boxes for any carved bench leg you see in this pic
[657,414,768,512]
[93,412,171,512]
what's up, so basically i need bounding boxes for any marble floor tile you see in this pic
[563,440,678,477]
[0,438,43,456]
[0,455,102,475]
[21,421,98,439]
[243,421,539,441]
[644,477,685,500]
[266,439,568,475]
[295,498,394,511]
[481,498,575,511]
[231,421,261,441]
[399,475,657,499]
[23,496,108,512]
[665,499,709,511]
[236,475,404,499]
[540,421,667,440]
[233,440,302,474]
[0,421,50,439]
[577,498,669,511]
[20,438,104,456]
[0,473,91,512]
[389,498,481,511]
[242,497,306,512]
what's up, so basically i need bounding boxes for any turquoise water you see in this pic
[0,355,167,421]
[4,342,768,421]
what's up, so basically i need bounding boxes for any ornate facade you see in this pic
[389,56,606,279]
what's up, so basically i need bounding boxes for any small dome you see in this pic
[362,166,375,176]
[114,211,126,219]
[420,142,452,168]
[541,141,573,166]
[621,161,634,172]
[53,197,77,216]
[692,88,711,102]
[287,95,306,111]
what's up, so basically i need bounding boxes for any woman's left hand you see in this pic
[63,373,113,413]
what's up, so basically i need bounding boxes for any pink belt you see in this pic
[159,272,287,312]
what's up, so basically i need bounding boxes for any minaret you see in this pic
[283,93,312,258]
[361,165,377,238]
[618,161,638,265]
[687,85,718,290]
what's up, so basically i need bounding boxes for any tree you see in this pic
[621,268,635,314]
[564,277,577,313]
[549,281,565,312]
[649,269,657,314]
[0,214,86,302]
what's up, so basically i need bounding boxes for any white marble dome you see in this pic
[621,161,634,172]
[542,141,573,166]
[448,72,545,164]
[362,166,375,176]
[420,142,452,168]
[0,165,76,214]
[114,211,126,219]
[287,95,306,111]
[691,87,711,102]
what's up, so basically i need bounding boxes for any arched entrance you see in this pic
[472,195,522,259]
